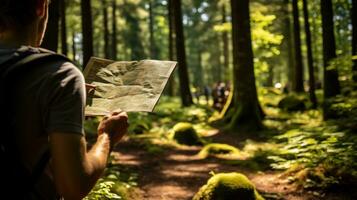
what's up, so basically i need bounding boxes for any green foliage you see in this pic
[328,54,353,81]
[193,172,264,200]
[269,128,357,189]
[278,94,307,111]
[198,143,240,158]
[171,122,204,146]
[127,112,152,134]
[84,164,138,200]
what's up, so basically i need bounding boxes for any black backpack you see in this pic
[0,47,70,199]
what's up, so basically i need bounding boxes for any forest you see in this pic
[42,0,356,199]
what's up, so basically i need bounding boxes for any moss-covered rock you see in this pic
[193,172,264,200]
[172,122,203,146]
[278,95,306,111]
[198,143,240,158]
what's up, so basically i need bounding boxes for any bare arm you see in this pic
[49,112,128,200]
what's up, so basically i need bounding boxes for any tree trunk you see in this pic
[302,0,317,108]
[72,32,76,62]
[41,0,59,51]
[60,0,68,55]
[283,0,294,91]
[165,0,175,96]
[102,0,110,58]
[149,1,158,59]
[111,0,118,60]
[222,5,229,80]
[292,0,304,92]
[223,0,263,131]
[172,0,193,106]
[81,0,94,67]
[352,0,357,82]
[321,0,340,98]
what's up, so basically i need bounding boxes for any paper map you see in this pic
[83,57,177,116]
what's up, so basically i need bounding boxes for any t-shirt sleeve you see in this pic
[44,62,86,135]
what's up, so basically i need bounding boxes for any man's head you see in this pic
[0,0,49,47]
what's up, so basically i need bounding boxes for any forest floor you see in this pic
[111,131,354,200]
[85,90,357,200]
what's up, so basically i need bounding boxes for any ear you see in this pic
[36,0,47,17]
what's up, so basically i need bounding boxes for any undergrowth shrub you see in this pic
[269,129,357,189]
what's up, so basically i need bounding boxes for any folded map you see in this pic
[83,57,177,116]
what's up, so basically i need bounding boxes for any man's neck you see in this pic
[0,27,38,48]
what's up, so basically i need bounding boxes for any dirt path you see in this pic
[111,135,353,200]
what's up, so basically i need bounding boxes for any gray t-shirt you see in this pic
[0,46,86,199]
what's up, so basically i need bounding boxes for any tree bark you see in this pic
[81,0,94,67]
[223,0,263,131]
[302,0,317,108]
[292,0,304,92]
[172,0,193,106]
[111,0,118,60]
[321,0,340,98]
[72,32,76,62]
[149,1,158,59]
[352,0,357,82]
[102,0,110,58]
[41,0,59,51]
[222,5,229,81]
[168,0,175,62]
[165,0,175,96]
[283,0,294,91]
[60,0,68,55]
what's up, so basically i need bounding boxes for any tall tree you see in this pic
[321,0,340,98]
[168,0,175,62]
[42,0,60,51]
[165,0,176,96]
[352,0,357,82]
[222,4,229,80]
[302,0,317,108]
[122,2,145,60]
[222,0,263,131]
[81,0,94,66]
[60,0,68,55]
[292,0,304,92]
[102,0,110,58]
[172,0,193,106]
[149,0,158,59]
[72,32,77,62]
[283,0,294,91]
[112,0,118,60]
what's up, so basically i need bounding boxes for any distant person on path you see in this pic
[203,85,211,105]
[0,0,129,199]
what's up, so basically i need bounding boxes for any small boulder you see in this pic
[278,95,306,111]
[172,122,203,146]
[198,143,240,158]
[193,172,264,200]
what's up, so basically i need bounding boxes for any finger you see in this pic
[85,83,97,89]
[111,109,123,116]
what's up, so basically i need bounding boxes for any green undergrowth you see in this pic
[270,127,357,190]
[84,160,138,200]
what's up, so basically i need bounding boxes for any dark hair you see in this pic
[0,0,38,31]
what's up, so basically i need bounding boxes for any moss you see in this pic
[198,143,240,158]
[172,122,203,146]
[278,94,306,111]
[193,172,264,200]
[111,182,129,199]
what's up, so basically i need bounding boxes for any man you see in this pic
[0,0,129,199]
